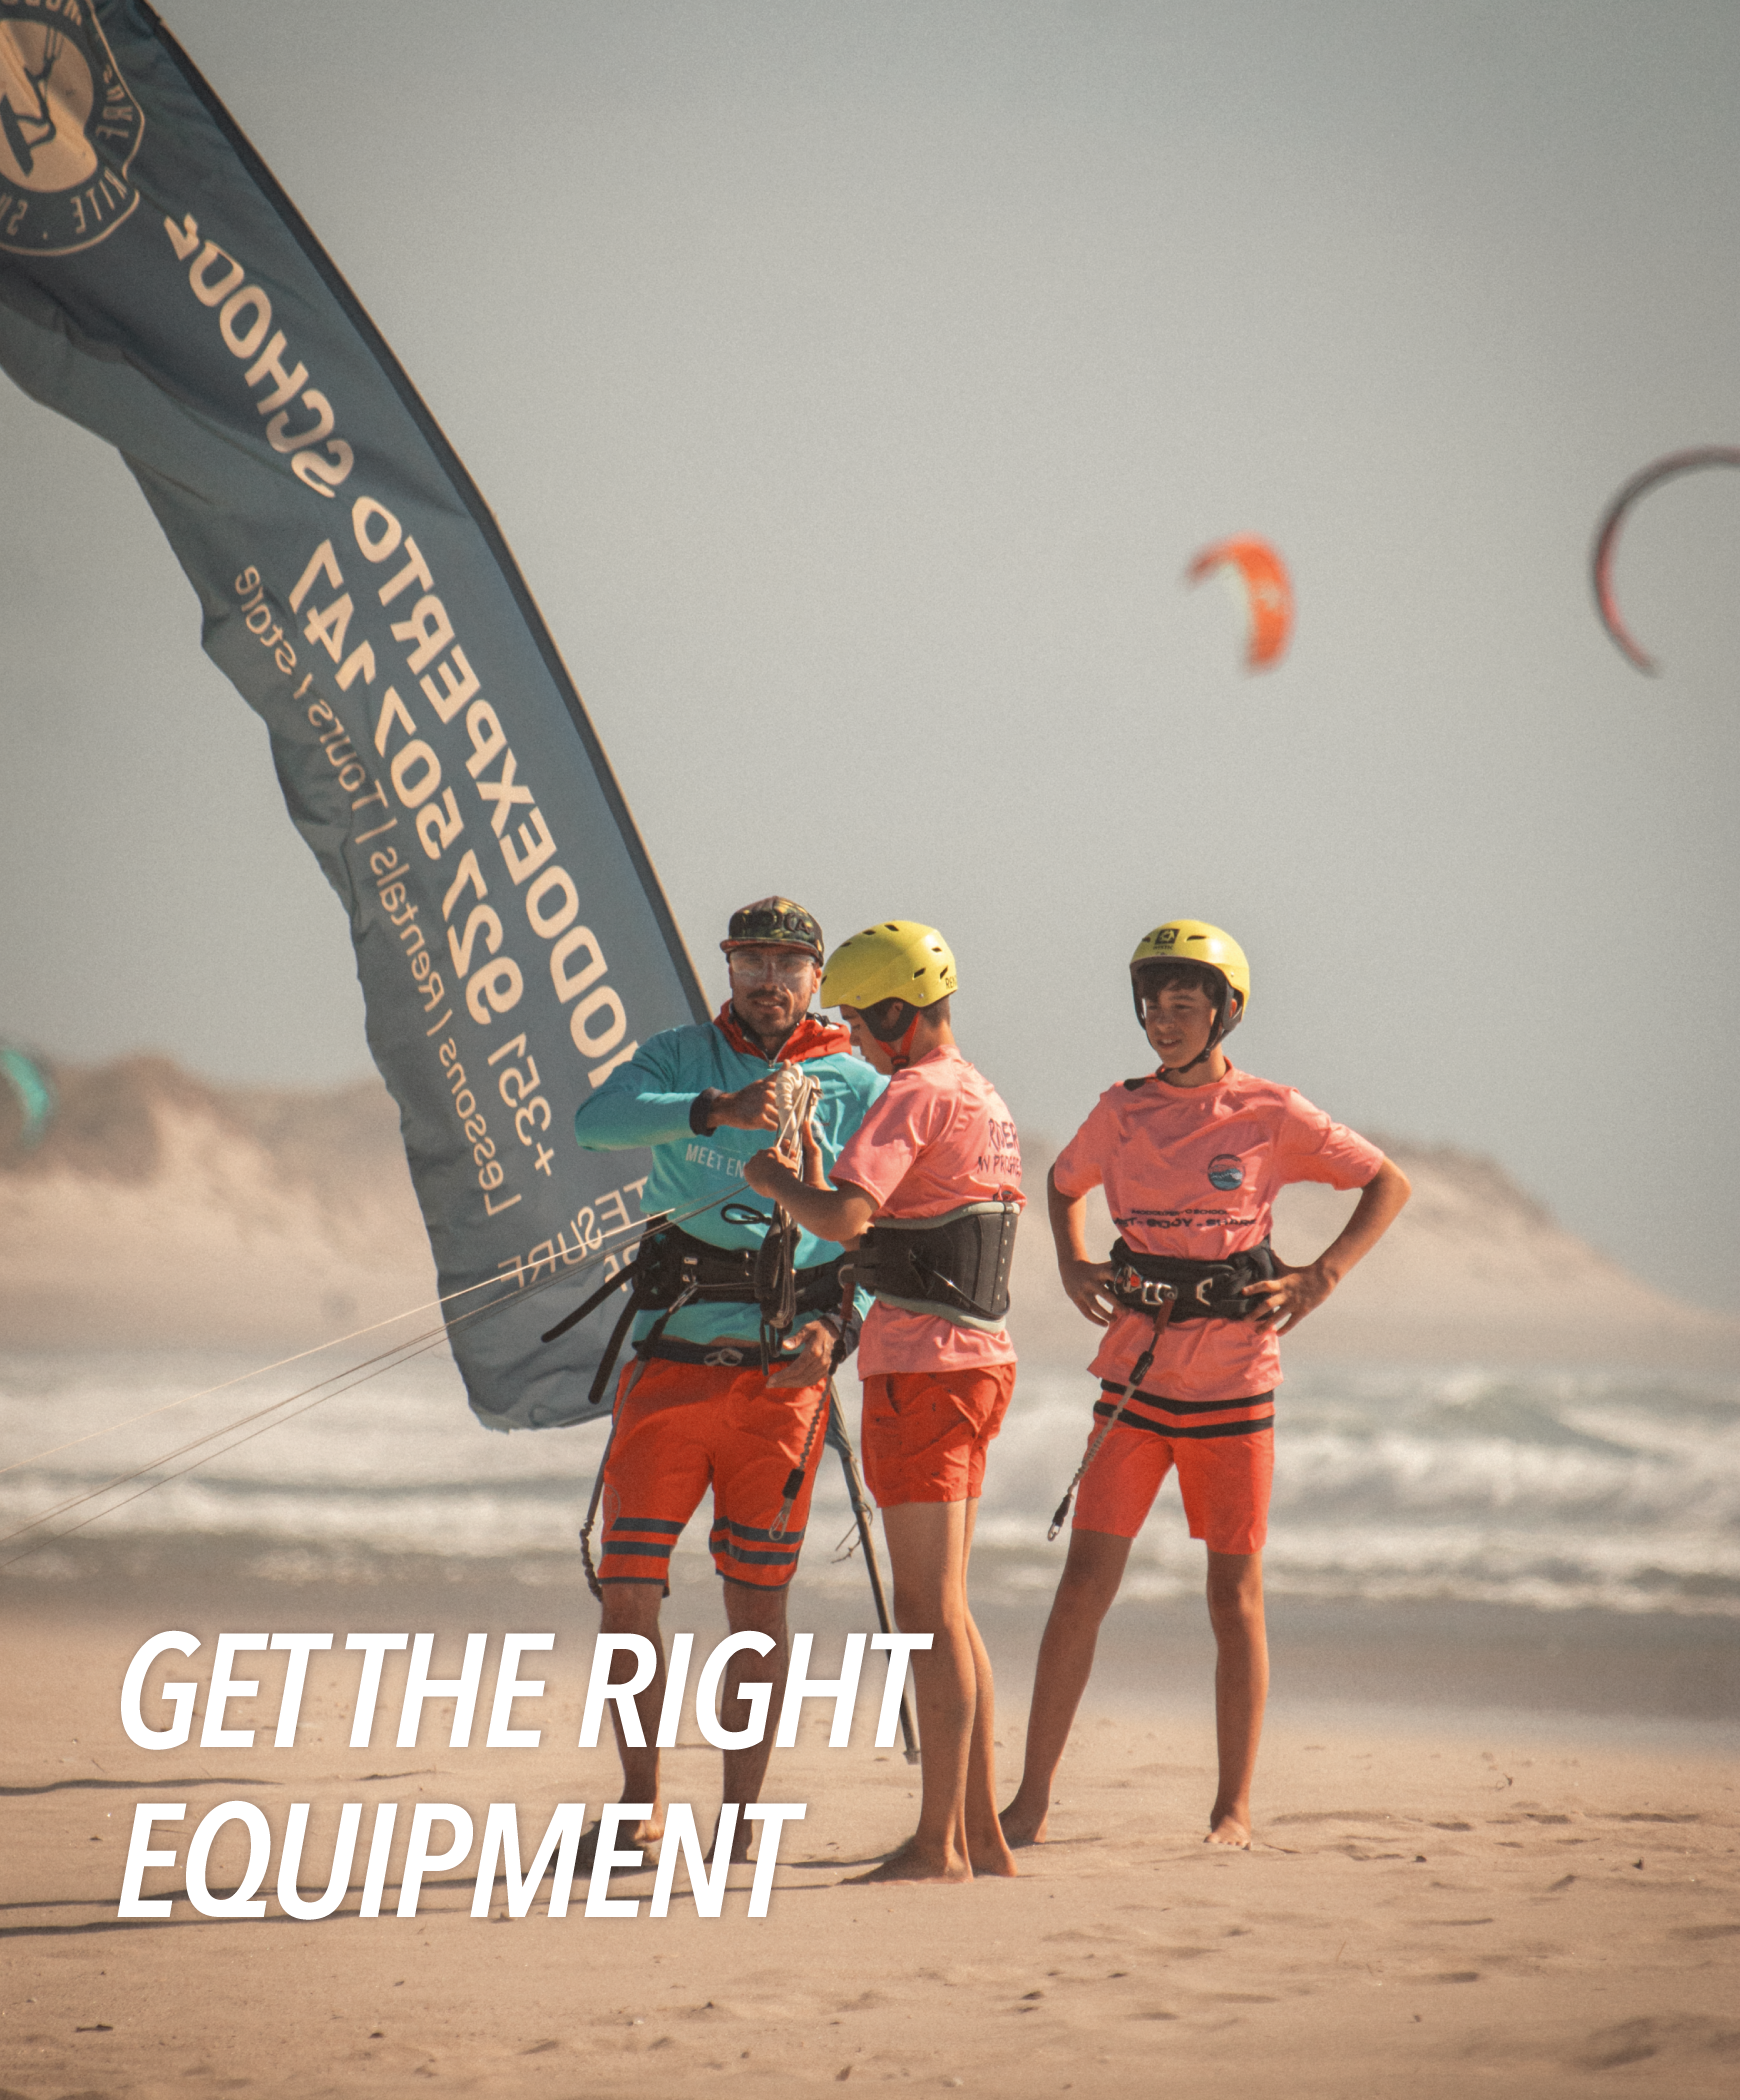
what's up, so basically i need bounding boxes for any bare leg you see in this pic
[960,1502,1017,1877]
[999,1529,1131,1845]
[596,1580,666,1845]
[717,1577,792,1862]
[1205,1549,1267,1847]
[850,1499,977,1883]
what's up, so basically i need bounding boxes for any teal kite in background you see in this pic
[0,1046,55,1149]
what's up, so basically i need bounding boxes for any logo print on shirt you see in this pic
[1207,1154,1245,1191]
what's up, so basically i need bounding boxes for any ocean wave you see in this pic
[3,1350,1736,1615]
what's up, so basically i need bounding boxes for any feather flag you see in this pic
[0,0,705,1428]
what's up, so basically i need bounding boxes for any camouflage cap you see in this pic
[721,896,824,960]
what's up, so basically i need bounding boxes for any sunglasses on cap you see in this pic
[725,904,820,945]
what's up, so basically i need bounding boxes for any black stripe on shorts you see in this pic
[711,1514,808,1545]
[1099,1382,1274,1415]
[1092,1403,1274,1442]
[710,1537,803,1568]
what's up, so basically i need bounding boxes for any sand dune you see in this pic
[2,1056,1733,1365]
[0,1057,435,1349]
[1271,1148,1737,1364]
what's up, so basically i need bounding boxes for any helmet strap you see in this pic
[852,997,924,1071]
[859,997,920,1046]
[885,1011,922,1072]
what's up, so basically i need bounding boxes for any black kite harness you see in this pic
[1046,1237,1275,1539]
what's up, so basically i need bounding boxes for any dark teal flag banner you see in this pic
[0,1,707,1428]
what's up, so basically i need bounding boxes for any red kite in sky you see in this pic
[1186,536,1293,670]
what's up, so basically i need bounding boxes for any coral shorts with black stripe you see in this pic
[596,1355,830,1589]
[1071,1384,1274,1556]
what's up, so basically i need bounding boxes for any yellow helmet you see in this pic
[822,921,958,1015]
[1129,920,1250,1047]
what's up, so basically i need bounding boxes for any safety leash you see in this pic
[576,1281,699,1602]
[824,1385,920,1763]
[769,1252,863,1540]
[768,1382,828,1540]
[576,1386,630,1606]
[1046,1286,1176,1541]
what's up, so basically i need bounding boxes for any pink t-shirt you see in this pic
[831,1045,1023,1375]
[1052,1064,1383,1403]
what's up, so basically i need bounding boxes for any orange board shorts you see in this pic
[860,1363,1016,1508]
[1071,1384,1275,1556]
[597,1355,831,1589]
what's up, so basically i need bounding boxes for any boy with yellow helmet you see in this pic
[999,920,1410,1851]
[745,920,1023,1884]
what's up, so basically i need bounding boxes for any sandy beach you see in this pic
[5,0,1739,2086]
[4,1552,1735,2100]
[3,1069,1736,2096]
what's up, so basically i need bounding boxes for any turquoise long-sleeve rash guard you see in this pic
[572,1009,885,1353]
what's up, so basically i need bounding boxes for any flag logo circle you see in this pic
[0,8,143,257]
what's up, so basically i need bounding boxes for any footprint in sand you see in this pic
[1576,2014,1740,2072]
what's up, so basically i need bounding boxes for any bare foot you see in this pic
[844,1837,972,1885]
[998,1799,1050,1848]
[1206,1809,1251,1850]
[720,1821,754,1866]
[705,1806,755,1865]
[968,1825,1020,1877]
[576,1805,663,1873]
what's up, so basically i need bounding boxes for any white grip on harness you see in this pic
[772,1066,822,1166]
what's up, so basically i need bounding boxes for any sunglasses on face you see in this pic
[728,950,816,988]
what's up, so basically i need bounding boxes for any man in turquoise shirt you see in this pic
[572,896,883,1858]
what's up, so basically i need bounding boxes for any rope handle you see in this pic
[771,1065,822,1166]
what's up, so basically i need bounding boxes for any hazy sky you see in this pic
[3,1,1737,1309]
